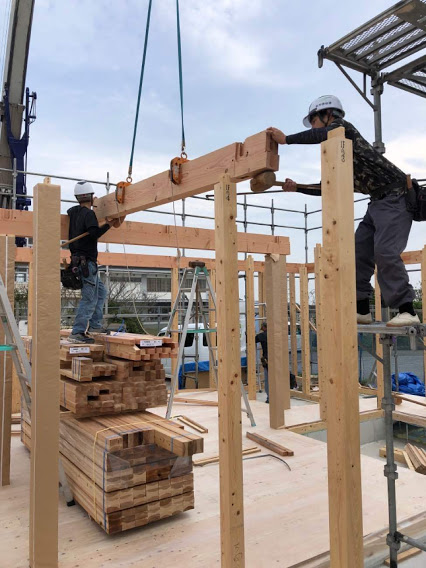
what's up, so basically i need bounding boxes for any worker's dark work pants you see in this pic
[72,261,107,334]
[355,193,414,309]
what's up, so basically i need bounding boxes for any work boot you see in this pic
[88,326,109,334]
[68,333,95,344]
[357,312,372,324]
[386,313,420,327]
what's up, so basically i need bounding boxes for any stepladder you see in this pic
[0,273,74,505]
[165,261,256,426]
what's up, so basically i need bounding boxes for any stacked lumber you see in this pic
[405,444,426,474]
[21,409,203,533]
[58,336,170,417]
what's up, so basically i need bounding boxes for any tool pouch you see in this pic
[60,266,83,289]
[405,176,426,222]
[80,256,90,278]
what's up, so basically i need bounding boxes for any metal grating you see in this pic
[320,0,426,73]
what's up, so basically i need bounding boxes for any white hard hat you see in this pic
[303,95,345,128]
[74,180,95,198]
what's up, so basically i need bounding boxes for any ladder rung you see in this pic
[17,372,28,380]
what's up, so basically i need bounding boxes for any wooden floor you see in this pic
[1,395,426,567]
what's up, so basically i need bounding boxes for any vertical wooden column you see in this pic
[374,270,384,408]
[314,244,326,420]
[289,274,298,379]
[265,254,290,428]
[29,181,61,568]
[208,268,217,389]
[0,236,15,486]
[214,175,245,567]
[422,246,426,387]
[321,127,363,567]
[299,266,311,395]
[246,256,256,400]
[171,266,179,387]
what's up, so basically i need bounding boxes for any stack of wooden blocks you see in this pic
[59,333,176,417]
[405,443,426,474]
[21,332,206,534]
[21,409,203,533]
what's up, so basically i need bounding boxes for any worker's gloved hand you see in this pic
[266,126,286,145]
[282,178,297,192]
[106,215,126,228]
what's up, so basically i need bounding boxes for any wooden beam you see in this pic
[4,210,289,255]
[214,174,245,567]
[246,431,294,456]
[246,256,256,400]
[0,236,14,486]
[265,254,290,429]
[94,131,279,220]
[171,267,179,383]
[321,127,363,567]
[314,244,326,421]
[288,274,298,378]
[29,182,61,567]
[375,270,384,409]
[208,269,217,389]
[299,266,311,395]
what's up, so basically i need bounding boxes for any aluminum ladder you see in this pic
[0,273,74,505]
[165,261,256,426]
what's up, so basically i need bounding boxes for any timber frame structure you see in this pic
[0,129,425,567]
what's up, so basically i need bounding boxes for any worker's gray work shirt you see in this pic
[286,118,407,200]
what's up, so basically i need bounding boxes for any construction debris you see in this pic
[405,444,426,474]
[246,432,294,456]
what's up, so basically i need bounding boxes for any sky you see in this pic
[1,0,425,291]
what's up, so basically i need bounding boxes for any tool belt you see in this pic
[405,176,426,222]
[60,255,93,289]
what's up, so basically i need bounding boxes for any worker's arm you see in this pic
[87,223,110,239]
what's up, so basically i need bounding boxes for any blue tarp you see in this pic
[391,372,425,397]
[178,357,247,389]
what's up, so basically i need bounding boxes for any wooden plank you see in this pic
[265,254,290,429]
[246,432,294,456]
[208,269,217,389]
[194,447,260,467]
[384,547,421,566]
[94,131,279,220]
[0,236,15,486]
[314,244,326,421]
[401,250,422,264]
[299,266,311,396]
[171,266,179,383]
[375,270,384,409]
[379,447,407,465]
[246,256,256,400]
[289,274,298,378]
[214,174,245,567]
[3,210,290,255]
[29,181,61,567]
[321,127,363,567]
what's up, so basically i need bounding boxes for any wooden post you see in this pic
[246,256,256,400]
[314,244,326,420]
[171,266,179,387]
[265,254,290,428]
[208,268,217,389]
[29,181,61,568]
[0,236,15,486]
[214,175,245,567]
[422,246,426,387]
[289,273,298,378]
[375,270,384,408]
[321,127,363,567]
[299,266,311,395]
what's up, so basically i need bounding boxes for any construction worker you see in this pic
[255,322,297,403]
[267,95,420,328]
[68,181,125,343]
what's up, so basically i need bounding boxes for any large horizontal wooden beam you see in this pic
[0,209,289,255]
[15,248,309,274]
[93,131,279,220]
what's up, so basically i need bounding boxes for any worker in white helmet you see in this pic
[67,181,125,343]
[267,95,419,328]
